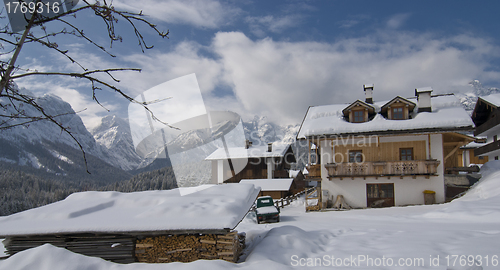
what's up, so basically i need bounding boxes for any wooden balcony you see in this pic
[325,160,440,179]
[305,164,322,180]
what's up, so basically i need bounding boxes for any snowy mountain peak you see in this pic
[91,115,143,171]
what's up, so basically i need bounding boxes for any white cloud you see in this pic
[337,15,371,29]
[121,41,224,96]
[245,15,301,37]
[386,13,411,29]
[15,29,500,129]
[211,31,500,125]
[113,0,240,28]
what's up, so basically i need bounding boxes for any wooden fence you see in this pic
[274,187,316,209]
[250,187,316,212]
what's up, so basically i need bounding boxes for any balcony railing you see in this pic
[305,164,322,180]
[324,160,440,179]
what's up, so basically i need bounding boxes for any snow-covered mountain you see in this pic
[91,115,143,171]
[0,89,131,186]
[90,114,302,173]
[243,115,299,146]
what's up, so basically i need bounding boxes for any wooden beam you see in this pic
[443,142,466,146]
[443,143,461,164]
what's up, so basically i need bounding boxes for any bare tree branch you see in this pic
[0,0,171,172]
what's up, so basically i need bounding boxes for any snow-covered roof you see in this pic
[0,184,261,237]
[240,179,294,191]
[289,169,300,178]
[416,87,433,92]
[479,93,500,108]
[205,143,291,160]
[297,95,474,139]
[461,141,487,149]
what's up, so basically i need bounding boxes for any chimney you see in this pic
[245,139,252,149]
[267,143,272,152]
[364,84,374,104]
[415,87,433,113]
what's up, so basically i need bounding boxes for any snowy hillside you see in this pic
[0,91,100,156]
[0,90,131,185]
[2,161,500,269]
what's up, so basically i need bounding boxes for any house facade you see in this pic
[297,85,474,208]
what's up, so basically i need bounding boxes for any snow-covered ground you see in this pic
[3,162,500,269]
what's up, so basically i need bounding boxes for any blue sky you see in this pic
[6,0,500,129]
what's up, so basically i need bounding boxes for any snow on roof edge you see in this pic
[0,184,262,237]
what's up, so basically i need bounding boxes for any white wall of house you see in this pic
[320,133,445,208]
[430,133,446,203]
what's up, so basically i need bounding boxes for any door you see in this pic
[366,183,395,207]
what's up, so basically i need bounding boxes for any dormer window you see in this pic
[392,107,404,120]
[353,110,364,123]
[381,96,416,121]
[342,100,375,124]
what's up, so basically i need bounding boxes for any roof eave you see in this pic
[299,125,475,139]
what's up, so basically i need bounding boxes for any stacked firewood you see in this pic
[135,231,245,263]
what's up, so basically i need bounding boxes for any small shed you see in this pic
[0,184,260,263]
[240,179,294,199]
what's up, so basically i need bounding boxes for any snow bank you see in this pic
[0,184,260,237]
[417,160,500,222]
[3,162,500,269]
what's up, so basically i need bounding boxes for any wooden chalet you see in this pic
[298,85,475,208]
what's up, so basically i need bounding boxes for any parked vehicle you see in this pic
[255,196,280,224]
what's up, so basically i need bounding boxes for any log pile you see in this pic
[135,231,245,263]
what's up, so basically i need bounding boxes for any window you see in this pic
[349,150,363,163]
[400,148,413,161]
[366,184,395,207]
[353,110,364,123]
[494,135,498,142]
[392,107,404,120]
